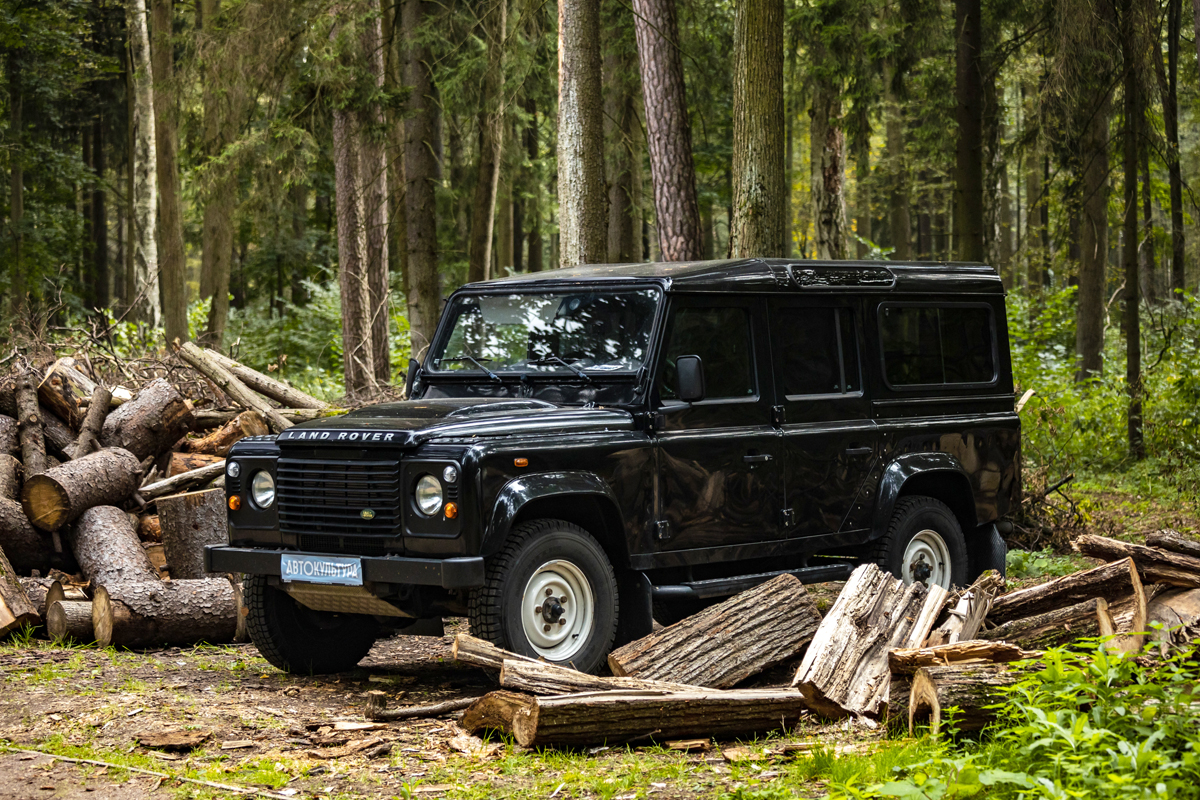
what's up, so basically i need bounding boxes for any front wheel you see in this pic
[872,496,969,590]
[469,519,618,673]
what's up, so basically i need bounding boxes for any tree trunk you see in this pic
[0,418,15,459]
[15,369,46,477]
[1139,147,1156,304]
[157,488,226,579]
[92,577,238,648]
[8,53,22,315]
[126,0,161,326]
[67,505,160,586]
[360,7,390,386]
[404,0,441,356]
[182,409,268,457]
[99,378,193,459]
[884,63,911,260]
[1075,533,1200,587]
[452,632,542,670]
[989,556,1144,622]
[524,98,544,272]
[460,690,535,734]
[497,182,513,275]
[468,0,507,281]
[954,0,984,263]
[334,95,377,398]
[909,662,1025,735]
[632,0,702,260]
[204,350,331,410]
[382,0,408,314]
[855,137,872,257]
[37,359,100,430]
[810,82,848,260]
[558,0,606,267]
[608,574,820,689]
[92,119,109,309]
[729,0,784,258]
[983,597,1112,649]
[1122,0,1144,459]
[604,0,639,264]
[1159,0,1185,294]
[1075,93,1111,381]
[0,496,51,575]
[48,600,95,643]
[64,384,111,461]
[20,577,54,618]
[22,448,142,533]
[151,0,187,345]
[175,343,290,433]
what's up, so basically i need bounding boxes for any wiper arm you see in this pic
[438,356,502,382]
[530,354,593,383]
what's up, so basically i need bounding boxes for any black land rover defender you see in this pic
[207,259,1020,674]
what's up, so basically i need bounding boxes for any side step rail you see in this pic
[651,562,856,601]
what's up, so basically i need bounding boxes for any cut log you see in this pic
[19,577,54,617]
[791,563,949,719]
[925,570,1003,647]
[499,658,704,695]
[363,694,481,722]
[138,515,161,542]
[157,488,225,579]
[989,557,1145,623]
[0,454,20,500]
[0,497,53,574]
[460,691,540,735]
[66,505,159,586]
[983,597,1112,649]
[608,573,822,688]
[47,600,94,643]
[204,350,331,411]
[888,640,1040,675]
[1107,585,1163,652]
[21,447,142,532]
[909,662,1028,735]
[99,378,193,461]
[182,410,268,457]
[0,415,17,455]
[37,358,98,428]
[15,368,46,476]
[166,452,223,478]
[63,386,112,460]
[1146,530,1200,560]
[452,633,542,671]
[1074,534,1200,588]
[46,581,89,608]
[508,688,808,748]
[0,544,39,636]
[92,577,238,648]
[40,408,75,457]
[139,461,225,500]
[176,343,291,433]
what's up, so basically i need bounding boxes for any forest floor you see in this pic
[0,481,1196,800]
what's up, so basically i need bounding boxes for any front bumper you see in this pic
[204,545,486,589]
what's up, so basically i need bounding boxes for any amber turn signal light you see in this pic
[444,502,458,519]
[228,495,241,511]
[514,458,529,467]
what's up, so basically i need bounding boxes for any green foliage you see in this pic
[1005,547,1089,578]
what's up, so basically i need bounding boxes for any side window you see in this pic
[660,307,755,400]
[772,306,860,396]
[880,305,995,386]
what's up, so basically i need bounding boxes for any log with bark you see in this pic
[204,350,331,411]
[1146,530,1200,560]
[157,488,225,579]
[37,358,99,428]
[138,515,161,542]
[182,410,268,457]
[459,691,533,735]
[176,343,292,433]
[364,694,482,722]
[0,496,53,575]
[99,378,193,460]
[452,633,542,671]
[983,597,1113,650]
[193,408,344,429]
[47,600,94,643]
[40,408,75,458]
[908,662,1029,735]
[989,557,1145,624]
[0,544,39,636]
[63,386,112,460]
[166,452,223,478]
[19,577,54,617]
[888,640,1039,674]
[0,454,19,500]
[92,577,238,648]
[499,658,704,695]
[66,505,160,586]
[925,570,1003,647]
[21,447,142,532]
[139,461,225,500]
[15,368,46,476]
[609,573,822,688]
[0,415,17,455]
[46,581,89,608]
[1146,587,1200,650]
[791,563,949,719]
[1074,534,1200,588]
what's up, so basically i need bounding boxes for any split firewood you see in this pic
[0,544,39,636]
[791,564,948,719]
[0,495,54,574]
[39,408,75,458]
[888,640,1039,675]
[139,460,225,499]
[460,691,540,735]
[0,454,20,500]
[46,581,89,609]
[609,573,822,688]
[166,452,223,478]
[908,662,1030,736]
[363,693,482,722]
[1146,530,1200,560]
[66,505,160,586]
[1074,534,1200,588]
[137,515,161,542]
[1107,585,1164,652]
[15,368,46,476]
[925,570,1003,647]
[37,358,99,428]
[983,597,1113,649]
[63,386,112,460]
[176,343,291,433]
[100,378,193,461]
[0,415,17,455]
[21,447,142,532]
[19,577,54,617]
[92,577,238,648]
[47,600,94,643]
[989,557,1145,624]
[158,488,225,579]
[499,658,704,695]
[452,633,542,671]
[203,350,331,411]
[182,410,268,457]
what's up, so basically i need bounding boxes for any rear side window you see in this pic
[880,305,995,386]
[660,307,755,400]
[772,306,860,396]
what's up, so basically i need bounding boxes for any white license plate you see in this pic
[280,554,363,586]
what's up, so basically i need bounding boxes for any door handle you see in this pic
[845,446,873,457]
[743,454,774,464]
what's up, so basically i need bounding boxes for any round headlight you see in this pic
[250,470,276,509]
[442,465,459,484]
[227,461,241,479]
[415,475,443,516]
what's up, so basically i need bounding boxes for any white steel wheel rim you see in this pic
[902,529,952,589]
[521,559,595,661]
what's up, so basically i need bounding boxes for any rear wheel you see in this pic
[872,496,969,590]
[244,574,379,674]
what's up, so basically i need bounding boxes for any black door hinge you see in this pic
[772,405,786,426]
[781,508,796,529]
[655,521,673,541]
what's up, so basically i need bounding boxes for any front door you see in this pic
[653,296,783,551]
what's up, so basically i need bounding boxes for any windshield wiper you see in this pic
[530,354,593,383]
[438,356,502,382]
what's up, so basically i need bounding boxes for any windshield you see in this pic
[430,289,660,376]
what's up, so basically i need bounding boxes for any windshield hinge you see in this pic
[772,405,786,427]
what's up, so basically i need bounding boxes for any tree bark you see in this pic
[954,0,984,263]
[500,658,701,695]
[366,694,483,722]
[888,640,1037,674]
[20,577,54,618]
[92,119,109,309]
[632,0,701,260]
[176,343,291,433]
[334,89,377,397]
[0,454,19,499]
[360,6,390,385]
[40,408,76,460]
[8,53,23,315]
[1146,530,1200,559]
[729,0,784,258]
[64,387,112,461]
[1158,0,1185,295]
[92,577,238,648]
[151,0,187,344]
[884,70,911,261]
[157,488,226,579]
[182,409,268,456]
[404,0,441,356]
[1075,533,1200,587]
[1075,92,1111,381]
[604,0,639,264]
[203,350,331,410]
[609,574,820,688]
[37,359,99,430]
[140,460,225,499]
[126,0,161,326]
[22,448,142,533]
[1122,0,1144,459]
[558,0,606,267]
[0,417,16,457]
[984,597,1112,649]
[810,83,848,260]
[909,662,1025,735]
[15,369,46,477]
[452,632,541,670]
[0,544,38,636]
[989,556,1144,622]
[48,600,95,643]
[468,0,507,281]
[67,505,160,586]
[0,497,51,575]
[460,690,532,734]
[381,0,407,321]
[524,98,544,272]
[99,378,194,459]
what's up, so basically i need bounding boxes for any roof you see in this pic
[471,258,1005,295]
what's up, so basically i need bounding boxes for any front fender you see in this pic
[483,471,620,556]
[871,452,972,536]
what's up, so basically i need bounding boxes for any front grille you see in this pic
[277,458,403,543]
[296,534,400,557]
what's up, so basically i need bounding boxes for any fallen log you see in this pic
[139,461,225,500]
[1146,530,1200,560]
[499,658,703,695]
[39,408,75,458]
[0,453,20,500]
[1074,534,1200,588]
[15,368,46,476]
[909,662,1028,735]
[99,378,193,461]
[182,410,268,457]
[47,600,94,643]
[21,447,142,532]
[0,544,39,636]
[460,691,533,735]
[0,496,53,574]
[92,577,238,648]
[791,564,948,719]
[452,633,542,671]
[0,415,17,455]
[888,640,1039,675]
[137,515,161,542]
[925,570,1003,647]
[66,505,160,586]
[166,452,223,478]
[608,573,822,688]
[983,597,1112,649]
[204,350,331,411]
[989,557,1145,624]
[158,488,226,579]
[364,693,481,722]
[63,386,112,460]
[176,343,291,433]
[19,577,54,617]
[37,358,98,428]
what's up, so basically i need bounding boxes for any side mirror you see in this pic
[405,358,421,397]
[676,355,705,403]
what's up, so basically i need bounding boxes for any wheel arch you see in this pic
[873,453,977,538]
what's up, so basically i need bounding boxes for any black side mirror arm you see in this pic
[405,358,422,398]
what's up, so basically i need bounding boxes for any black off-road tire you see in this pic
[870,496,969,589]
[968,524,1008,580]
[469,519,618,674]
[244,574,379,674]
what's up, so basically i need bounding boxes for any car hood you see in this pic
[275,398,635,448]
